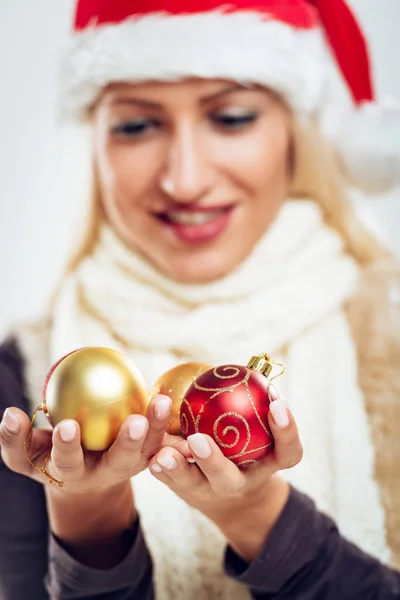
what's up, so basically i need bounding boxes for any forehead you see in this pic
[101,78,259,104]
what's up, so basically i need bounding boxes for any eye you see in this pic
[210,112,258,130]
[111,118,159,137]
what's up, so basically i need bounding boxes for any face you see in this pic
[93,79,292,283]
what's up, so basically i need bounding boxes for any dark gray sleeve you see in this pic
[0,338,49,600]
[46,519,154,600]
[224,486,400,599]
[0,338,154,600]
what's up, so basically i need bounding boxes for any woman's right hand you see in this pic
[0,394,192,568]
[0,394,185,493]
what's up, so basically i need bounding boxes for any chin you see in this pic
[173,269,226,285]
[163,250,242,284]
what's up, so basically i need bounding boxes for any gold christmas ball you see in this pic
[151,362,211,435]
[44,347,148,451]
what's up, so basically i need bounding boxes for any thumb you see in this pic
[0,407,51,476]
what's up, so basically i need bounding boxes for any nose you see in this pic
[158,121,214,203]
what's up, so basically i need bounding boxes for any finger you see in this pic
[140,395,172,459]
[104,415,149,476]
[268,383,279,401]
[188,434,246,496]
[268,399,303,470]
[163,433,193,460]
[0,407,47,476]
[51,420,85,482]
[149,447,204,489]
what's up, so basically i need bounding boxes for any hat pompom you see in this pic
[321,97,400,194]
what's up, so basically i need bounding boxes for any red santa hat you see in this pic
[60,0,400,192]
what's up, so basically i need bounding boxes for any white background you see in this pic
[0,0,399,338]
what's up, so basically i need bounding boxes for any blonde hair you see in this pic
[64,109,391,276]
[290,115,391,265]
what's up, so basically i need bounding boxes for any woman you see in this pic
[0,0,400,599]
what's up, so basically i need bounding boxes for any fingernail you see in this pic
[188,433,211,459]
[59,420,76,442]
[154,396,172,421]
[269,384,279,401]
[3,408,20,433]
[129,417,147,441]
[269,400,289,428]
[279,395,290,409]
[151,463,162,473]
[157,454,177,471]
[187,457,196,463]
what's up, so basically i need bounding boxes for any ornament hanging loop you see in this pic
[247,352,285,386]
[24,405,64,488]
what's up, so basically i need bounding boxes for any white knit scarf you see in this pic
[17,199,389,600]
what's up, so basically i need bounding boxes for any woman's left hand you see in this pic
[149,394,303,562]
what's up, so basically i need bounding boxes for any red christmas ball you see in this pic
[180,363,274,467]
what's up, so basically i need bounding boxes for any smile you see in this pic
[155,205,235,243]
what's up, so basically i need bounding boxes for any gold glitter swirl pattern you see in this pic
[213,412,251,455]
[230,441,273,460]
[193,369,250,400]
[244,379,272,437]
[180,398,198,434]
[212,365,241,379]
[180,412,189,436]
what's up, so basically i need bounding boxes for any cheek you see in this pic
[97,140,160,208]
[222,120,290,195]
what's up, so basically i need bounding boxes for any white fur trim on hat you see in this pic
[59,12,328,117]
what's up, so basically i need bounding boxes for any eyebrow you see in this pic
[111,83,247,109]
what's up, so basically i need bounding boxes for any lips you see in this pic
[155,205,235,243]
